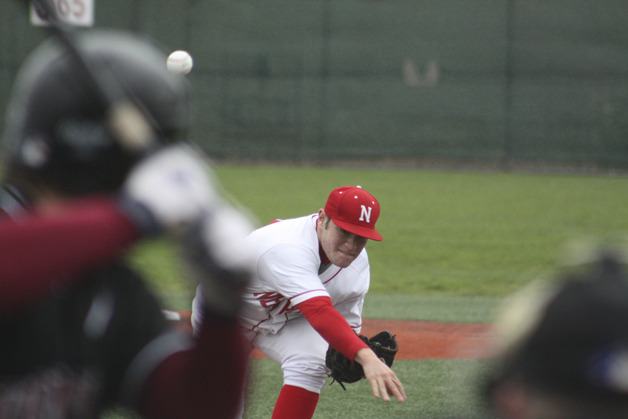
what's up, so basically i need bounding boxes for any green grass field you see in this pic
[121,164,628,419]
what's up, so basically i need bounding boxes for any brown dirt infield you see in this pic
[172,312,491,360]
[359,319,491,360]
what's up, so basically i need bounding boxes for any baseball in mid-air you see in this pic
[167,50,194,75]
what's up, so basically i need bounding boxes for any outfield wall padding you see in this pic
[1,0,627,169]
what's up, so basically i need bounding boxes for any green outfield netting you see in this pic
[1,0,627,169]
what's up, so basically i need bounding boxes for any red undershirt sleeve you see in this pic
[296,296,368,360]
[0,198,139,312]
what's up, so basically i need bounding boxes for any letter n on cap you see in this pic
[359,205,372,223]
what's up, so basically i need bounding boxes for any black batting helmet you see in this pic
[3,30,190,197]
[484,249,628,408]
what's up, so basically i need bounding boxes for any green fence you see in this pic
[1,0,627,169]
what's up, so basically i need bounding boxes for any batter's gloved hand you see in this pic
[325,331,399,389]
[119,143,256,316]
[118,143,220,235]
[180,202,256,317]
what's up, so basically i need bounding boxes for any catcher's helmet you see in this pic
[484,249,628,406]
[3,30,190,197]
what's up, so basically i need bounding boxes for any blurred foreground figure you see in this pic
[483,249,628,419]
[0,30,254,418]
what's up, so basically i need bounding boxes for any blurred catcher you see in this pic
[0,29,255,418]
[483,247,628,419]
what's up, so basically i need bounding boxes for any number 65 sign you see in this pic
[30,0,94,27]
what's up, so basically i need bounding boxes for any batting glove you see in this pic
[119,144,219,234]
[180,203,256,316]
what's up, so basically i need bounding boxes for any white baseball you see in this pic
[167,50,194,75]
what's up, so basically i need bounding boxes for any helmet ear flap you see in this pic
[54,118,111,158]
[18,117,112,166]
[10,117,133,197]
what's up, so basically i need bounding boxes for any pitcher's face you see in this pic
[317,211,368,268]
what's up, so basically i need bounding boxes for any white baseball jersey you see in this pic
[239,213,370,336]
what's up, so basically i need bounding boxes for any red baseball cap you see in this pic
[324,185,382,241]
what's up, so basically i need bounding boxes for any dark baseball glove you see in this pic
[325,330,398,389]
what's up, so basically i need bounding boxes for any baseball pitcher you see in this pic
[193,185,406,418]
